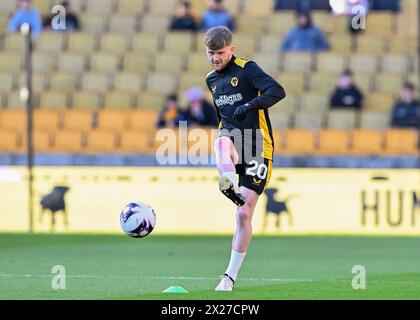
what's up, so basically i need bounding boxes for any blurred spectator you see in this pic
[43,1,80,32]
[170,1,197,31]
[281,12,329,52]
[330,70,363,110]
[7,0,42,36]
[177,87,219,127]
[391,83,420,130]
[201,0,235,32]
[157,94,182,128]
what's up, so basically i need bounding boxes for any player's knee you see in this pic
[237,204,252,227]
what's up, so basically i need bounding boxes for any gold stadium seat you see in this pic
[4,34,25,51]
[81,72,111,93]
[283,129,315,154]
[350,129,383,155]
[6,91,26,109]
[282,52,313,73]
[0,73,15,93]
[97,108,129,131]
[187,52,212,73]
[356,35,387,54]
[251,53,280,74]
[381,54,412,74]
[84,129,118,153]
[223,0,242,13]
[119,130,154,154]
[365,12,394,36]
[384,129,419,155]
[316,52,348,74]
[259,34,282,52]
[0,14,9,33]
[153,52,186,73]
[360,111,390,130]
[374,74,404,95]
[389,36,418,54]
[148,0,178,15]
[109,15,138,33]
[50,72,78,92]
[308,73,337,93]
[0,129,19,153]
[349,54,379,74]
[136,91,166,110]
[58,52,87,73]
[131,33,162,54]
[329,34,353,54]
[18,72,49,93]
[113,72,145,93]
[0,109,25,131]
[277,72,305,94]
[164,32,195,54]
[62,109,93,132]
[243,0,272,17]
[300,92,329,111]
[103,91,134,109]
[141,15,170,34]
[32,52,58,73]
[146,73,178,95]
[85,0,115,15]
[317,129,350,155]
[272,129,285,154]
[269,110,291,130]
[275,92,298,111]
[365,92,395,111]
[122,53,151,73]
[117,0,146,15]
[51,129,85,153]
[39,91,68,109]
[294,111,324,130]
[0,52,22,72]
[268,12,295,34]
[327,110,357,130]
[100,33,129,54]
[396,13,418,36]
[71,91,101,109]
[232,34,257,57]
[19,130,52,153]
[0,0,16,14]
[33,108,61,131]
[66,0,84,12]
[68,33,98,54]
[90,53,121,73]
[179,72,207,92]
[236,16,267,35]
[32,0,53,16]
[129,109,159,131]
[35,33,66,53]
[353,73,372,93]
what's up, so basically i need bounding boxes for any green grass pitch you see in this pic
[0,233,419,300]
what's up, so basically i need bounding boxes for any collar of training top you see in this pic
[216,55,236,74]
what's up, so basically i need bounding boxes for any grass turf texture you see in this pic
[0,233,419,300]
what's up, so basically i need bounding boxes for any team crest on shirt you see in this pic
[231,77,239,87]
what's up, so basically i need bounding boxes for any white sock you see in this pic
[225,250,246,281]
[223,171,239,187]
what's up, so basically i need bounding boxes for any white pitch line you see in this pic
[0,273,313,283]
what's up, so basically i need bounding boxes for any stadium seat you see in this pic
[90,53,121,73]
[329,34,353,54]
[251,53,280,74]
[131,33,162,54]
[137,91,166,110]
[384,129,419,155]
[300,92,329,111]
[350,129,383,155]
[272,129,284,154]
[154,52,186,73]
[62,109,93,132]
[374,74,404,95]
[117,0,145,15]
[71,91,101,109]
[268,12,296,34]
[365,92,395,111]
[164,32,195,54]
[365,12,395,36]
[294,111,324,130]
[360,111,390,130]
[389,36,418,54]
[0,129,19,153]
[111,15,138,33]
[179,72,207,92]
[308,73,337,93]
[356,35,387,54]
[6,91,26,109]
[141,15,170,34]
[146,73,178,95]
[259,34,282,53]
[4,34,25,51]
[275,92,298,111]
[0,73,15,93]
[103,91,134,109]
[39,91,68,109]
[353,73,372,93]
[269,110,291,130]
[236,16,267,35]
[97,108,129,132]
[51,129,85,153]
[100,33,130,54]
[19,130,52,153]
[32,52,58,73]
[282,53,313,73]
[349,54,379,74]
[58,52,87,73]
[17,72,49,93]
[396,13,418,36]
[243,0,272,17]
[33,108,61,131]
[113,72,145,93]
[232,34,257,57]
[283,129,315,154]
[0,0,16,14]
[32,0,54,16]
[277,72,306,94]
[327,110,357,130]
[122,53,151,73]
[223,0,242,14]
[67,0,85,12]
[317,129,350,155]
[80,13,109,33]
[187,52,212,73]
[81,73,111,93]
[85,0,115,15]
[119,130,155,154]
[381,54,412,74]
[35,33,66,53]
[68,33,98,54]
[0,52,22,72]
[129,109,159,131]
[84,129,118,153]
[0,109,25,131]
[148,0,178,15]
[316,52,348,74]
[49,72,78,92]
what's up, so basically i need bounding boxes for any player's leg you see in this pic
[214,136,245,206]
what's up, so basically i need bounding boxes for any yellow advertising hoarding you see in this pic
[0,167,419,235]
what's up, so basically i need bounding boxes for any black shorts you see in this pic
[235,158,273,195]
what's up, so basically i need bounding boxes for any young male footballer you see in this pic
[204,26,286,291]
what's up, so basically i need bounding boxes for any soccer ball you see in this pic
[120,202,156,238]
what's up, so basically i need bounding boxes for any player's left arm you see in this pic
[233,62,286,120]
